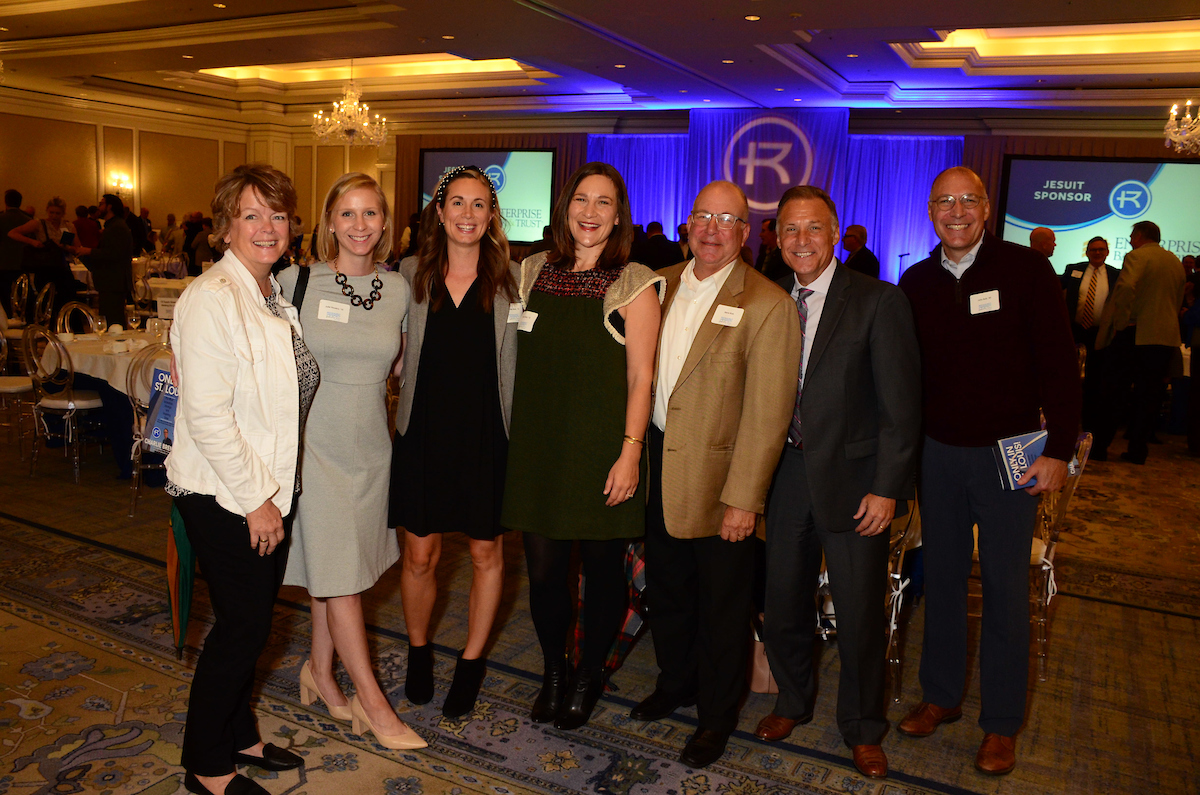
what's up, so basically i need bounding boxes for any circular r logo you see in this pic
[723,116,814,213]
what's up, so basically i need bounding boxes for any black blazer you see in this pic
[774,263,921,532]
[1062,261,1120,323]
[844,246,881,279]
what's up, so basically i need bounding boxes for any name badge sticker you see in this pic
[507,302,523,323]
[711,304,745,327]
[1071,270,1083,279]
[317,299,351,323]
[518,310,539,332]
[969,290,1001,315]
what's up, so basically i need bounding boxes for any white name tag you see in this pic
[711,304,745,327]
[507,302,523,323]
[969,290,1001,315]
[518,310,538,332]
[1071,270,1083,279]
[317,299,350,323]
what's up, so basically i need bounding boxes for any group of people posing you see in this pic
[163,159,1081,795]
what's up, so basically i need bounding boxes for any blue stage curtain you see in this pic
[838,135,964,283]
[586,134,690,236]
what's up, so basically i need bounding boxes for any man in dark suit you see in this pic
[1061,237,1120,436]
[897,167,1079,776]
[77,193,134,328]
[842,224,881,279]
[636,221,686,270]
[753,186,920,780]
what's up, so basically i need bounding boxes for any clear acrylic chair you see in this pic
[8,274,30,328]
[0,334,35,456]
[126,342,172,516]
[33,282,56,327]
[20,324,104,483]
[55,301,101,334]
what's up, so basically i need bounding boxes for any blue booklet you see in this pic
[993,430,1048,490]
[144,367,178,454]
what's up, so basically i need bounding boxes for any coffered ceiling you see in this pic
[1,0,1198,130]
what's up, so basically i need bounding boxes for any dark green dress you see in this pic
[501,264,645,540]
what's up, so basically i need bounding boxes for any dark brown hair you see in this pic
[777,185,840,230]
[546,162,632,271]
[211,164,298,243]
[412,166,515,311]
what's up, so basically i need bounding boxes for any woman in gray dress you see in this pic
[279,172,424,750]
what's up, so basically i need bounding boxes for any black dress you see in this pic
[389,279,507,539]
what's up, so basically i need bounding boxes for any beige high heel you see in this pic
[351,695,427,750]
[299,660,353,722]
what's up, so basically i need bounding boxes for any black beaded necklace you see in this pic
[332,259,383,310]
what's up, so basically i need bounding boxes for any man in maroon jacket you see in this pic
[896,167,1080,776]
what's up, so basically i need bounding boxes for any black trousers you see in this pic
[175,493,292,776]
[1093,327,1136,454]
[643,425,754,735]
[1189,369,1200,455]
[764,447,889,745]
[1127,344,1174,460]
[918,437,1038,737]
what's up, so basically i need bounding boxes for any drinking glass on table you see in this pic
[126,306,142,331]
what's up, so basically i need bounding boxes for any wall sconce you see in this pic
[108,171,134,195]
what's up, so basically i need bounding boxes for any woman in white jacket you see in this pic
[166,164,318,795]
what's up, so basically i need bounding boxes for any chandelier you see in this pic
[1164,100,1200,155]
[312,68,387,148]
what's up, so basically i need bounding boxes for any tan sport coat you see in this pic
[656,259,802,539]
[1098,241,1185,349]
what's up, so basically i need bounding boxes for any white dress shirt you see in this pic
[653,258,737,431]
[791,259,839,382]
[940,236,985,280]
[1076,262,1110,326]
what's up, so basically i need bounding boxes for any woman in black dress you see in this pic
[390,165,519,718]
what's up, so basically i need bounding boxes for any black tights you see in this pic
[523,533,628,670]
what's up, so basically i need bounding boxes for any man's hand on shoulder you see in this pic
[719,505,757,543]
[1018,455,1068,495]
[853,494,896,537]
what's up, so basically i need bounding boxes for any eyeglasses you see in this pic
[690,211,746,230]
[929,194,984,210]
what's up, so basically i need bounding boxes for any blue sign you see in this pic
[484,164,506,194]
[1108,180,1151,219]
[721,116,814,213]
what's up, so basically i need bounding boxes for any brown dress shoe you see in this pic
[753,713,808,742]
[851,744,888,778]
[897,702,962,737]
[975,733,1016,775]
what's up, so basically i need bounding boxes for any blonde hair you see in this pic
[316,173,394,265]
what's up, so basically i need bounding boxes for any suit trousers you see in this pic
[1127,344,1174,460]
[643,425,754,736]
[763,446,889,745]
[175,493,293,776]
[918,436,1038,737]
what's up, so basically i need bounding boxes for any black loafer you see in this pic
[679,728,729,769]
[184,772,270,795]
[232,743,304,771]
[629,688,697,721]
[553,666,605,731]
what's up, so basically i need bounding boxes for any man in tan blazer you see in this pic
[631,180,801,769]
[1096,220,1185,463]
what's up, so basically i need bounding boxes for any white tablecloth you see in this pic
[48,331,165,396]
[69,262,95,292]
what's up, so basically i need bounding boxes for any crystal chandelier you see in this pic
[312,65,387,148]
[1164,100,1200,155]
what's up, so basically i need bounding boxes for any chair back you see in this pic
[1076,344,1087,378]
[10,274,30,323]
[20,325,77,403]
[55,302,100,334]
[33,282,55,326]
[126,342,172,450]
[1037,432,1094,547]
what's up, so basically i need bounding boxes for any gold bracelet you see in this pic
[623,435,645,446]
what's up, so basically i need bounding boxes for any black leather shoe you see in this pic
[184,771,270,795]
[405,643,434,706]
[232,743,303,771]
[442,652,486,719]
[629,688,697,721]
[553,666,605,730]
[679,727,729,769]
[530,655,568,723]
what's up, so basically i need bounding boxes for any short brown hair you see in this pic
[1131,220,1161,243]
[316,172,394,265]
[777,185,840,231]
[547,162,632,271]
[211,164,298,244]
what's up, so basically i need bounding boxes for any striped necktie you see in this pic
[788,287,814,448]
[1078,267,1098,329]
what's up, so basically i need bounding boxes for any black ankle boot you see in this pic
[530,655,568,723]
[405,643,434,705]
[442,652,486,719]
[553,666,605,730]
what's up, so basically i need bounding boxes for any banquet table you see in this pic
[133,256,188,280]
[48,331,166,397]
[69,262,96,292]
[146,277,195,302]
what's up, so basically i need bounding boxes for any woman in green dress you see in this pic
[501,162,663,730]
